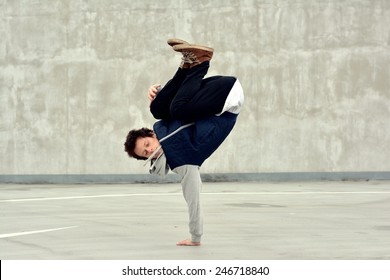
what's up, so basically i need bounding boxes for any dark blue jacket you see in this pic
[153,112,238,170]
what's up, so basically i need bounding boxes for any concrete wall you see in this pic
[1,0,390,178]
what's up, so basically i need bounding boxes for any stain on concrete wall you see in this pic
[1,0,389,175]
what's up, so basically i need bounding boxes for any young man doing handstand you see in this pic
[124,39,244,246]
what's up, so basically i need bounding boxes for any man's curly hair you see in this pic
[124,127,154,160]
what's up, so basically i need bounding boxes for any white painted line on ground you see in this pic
[0,226,78,239]
[1,191,390,202]
[205,191,390,195]
[1,193,182,202]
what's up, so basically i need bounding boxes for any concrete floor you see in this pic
[1,181,390,260]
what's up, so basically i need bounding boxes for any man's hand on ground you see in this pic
[176,239,201,246]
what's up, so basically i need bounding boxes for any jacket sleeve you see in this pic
[172,165,203,243]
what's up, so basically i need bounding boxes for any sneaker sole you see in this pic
[173,44,214,53]
[167,38,188,47]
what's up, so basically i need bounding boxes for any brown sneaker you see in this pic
[167,38,188,47]
[167,39,191,68]
[173,44,214,68]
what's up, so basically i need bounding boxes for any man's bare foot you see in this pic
[176,239,201,246]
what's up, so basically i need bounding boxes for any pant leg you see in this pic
[170,61,237,121]
[150,67,189,119]
[172,165,203,243]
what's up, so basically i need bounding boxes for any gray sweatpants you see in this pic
[172,165,203,243]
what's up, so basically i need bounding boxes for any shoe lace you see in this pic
[182,51,199,64]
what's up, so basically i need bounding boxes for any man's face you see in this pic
[134,134,161,159]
